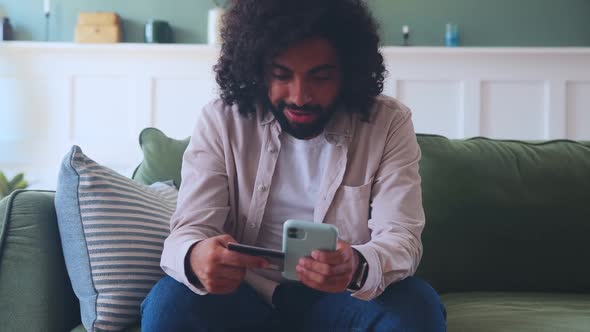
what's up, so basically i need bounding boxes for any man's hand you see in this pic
[296,240,359,293]
[187,234,268,294]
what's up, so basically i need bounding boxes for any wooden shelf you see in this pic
[2,41,589,56]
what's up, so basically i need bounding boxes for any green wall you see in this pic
[0,0,589,46]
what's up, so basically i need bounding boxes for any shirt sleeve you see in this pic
[160,101,231,295]
[351,108,425,301]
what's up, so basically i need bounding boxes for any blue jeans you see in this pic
[141,275,446,331]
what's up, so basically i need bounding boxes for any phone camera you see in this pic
[287,228,298,239]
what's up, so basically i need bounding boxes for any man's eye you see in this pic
[272,74,291,81]
[314,76,332,81]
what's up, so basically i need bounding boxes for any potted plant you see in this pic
[0,171,28,200]
[208,0,229,45]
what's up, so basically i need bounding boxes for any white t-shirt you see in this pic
[251,132,333,286]
[255,133,333,251]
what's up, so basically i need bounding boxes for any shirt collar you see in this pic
[261,108,275,125]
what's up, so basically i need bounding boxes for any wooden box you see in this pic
[75,25,122,43]
[74,12,122,43]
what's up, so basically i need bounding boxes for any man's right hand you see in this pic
[187,234,269,294]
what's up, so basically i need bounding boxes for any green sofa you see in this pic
[1,130,590,332]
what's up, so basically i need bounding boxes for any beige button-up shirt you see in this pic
[161,94,425,301]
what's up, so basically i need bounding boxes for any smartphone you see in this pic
[226,243,285,271]
[282,219,339,280]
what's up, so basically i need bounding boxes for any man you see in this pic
[142,0,446,330]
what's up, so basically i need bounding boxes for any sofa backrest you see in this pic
[133,128,590,294]
[415,135,590,294]
[0,191,80,332]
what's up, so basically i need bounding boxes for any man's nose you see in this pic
[289,79,312,107]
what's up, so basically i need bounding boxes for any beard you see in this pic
[268,100,336,140]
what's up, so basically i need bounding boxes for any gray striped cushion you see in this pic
[55,146,176,332]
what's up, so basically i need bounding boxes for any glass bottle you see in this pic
[1,17,14,41]
[445,23,459,47]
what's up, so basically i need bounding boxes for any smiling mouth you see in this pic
[287,108,314,114]
[285,109,319,124]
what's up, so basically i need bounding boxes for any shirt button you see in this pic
[249,223,256,228]
[268,146,277,153]
[258,185,267,192]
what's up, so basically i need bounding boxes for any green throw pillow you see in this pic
[132,128,190,187]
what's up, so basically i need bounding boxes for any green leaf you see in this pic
[0,172,9,197]
[14,180,28,190]
[8,173,24,189]
[0,172,28,198]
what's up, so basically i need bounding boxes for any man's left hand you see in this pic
[296,240,359,293]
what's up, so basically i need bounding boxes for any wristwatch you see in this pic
[347,249,368,291]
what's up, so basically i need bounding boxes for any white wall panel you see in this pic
[71,76,132,142]
[398,80,463,138]
[70,76,139,167]
[0,77,69,166]
[481,81,546,139]
[567,82,590,140]
[153,78,216,138]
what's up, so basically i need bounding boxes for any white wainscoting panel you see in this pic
[481,81,547,140]
[0,76,70,163]
[153,78,217,137]
[567,82,590,141]
[71,76,141,170]
[397,80,463,138]
[1,42,589,190]
[72,76,133,141]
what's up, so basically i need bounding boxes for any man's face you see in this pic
[267,37,342,139]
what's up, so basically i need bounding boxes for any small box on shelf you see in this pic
[75,12,122,43]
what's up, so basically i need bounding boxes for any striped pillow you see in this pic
[55,146,176,332]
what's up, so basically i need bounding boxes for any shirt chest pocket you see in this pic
[324,182,372,244]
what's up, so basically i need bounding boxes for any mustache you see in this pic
[277,101,323,113]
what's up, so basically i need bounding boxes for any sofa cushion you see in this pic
[442,292,590,331]
[416,136,590,293]
[55,146,177,332]
[0,190,80,332]
[132,127,190,188]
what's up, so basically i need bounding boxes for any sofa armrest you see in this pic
[0,190,80,332]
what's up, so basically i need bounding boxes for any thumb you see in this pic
[215,234,238,248]
[336,239,350,251]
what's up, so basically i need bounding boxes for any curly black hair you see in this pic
[214,0,386,119]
